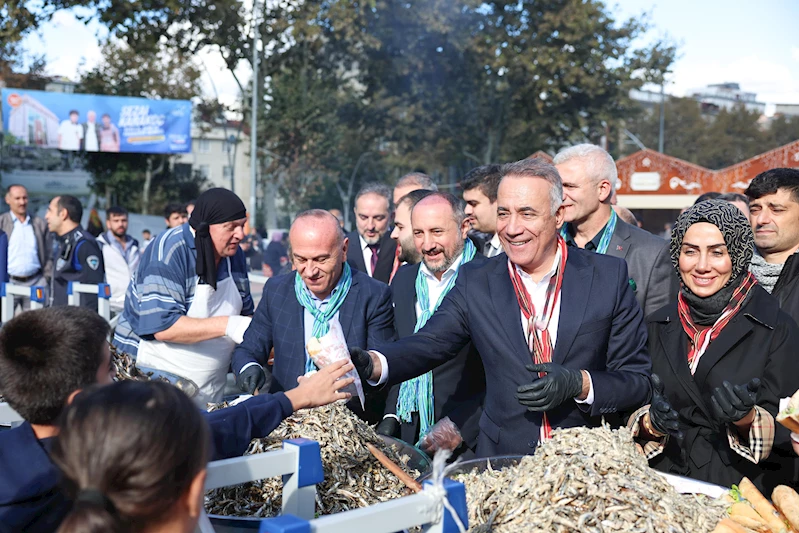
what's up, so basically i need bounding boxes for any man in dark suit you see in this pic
[233,209,396,422]
[350,158,652,457]
[462,164,504,258]
[378,192,486,458]
[554,144,677,317]
[346,183,397,284]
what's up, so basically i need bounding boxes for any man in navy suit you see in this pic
[378,192,486,458]
[351,158,652,456]
[233,209,396,422]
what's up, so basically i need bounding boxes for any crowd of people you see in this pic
[1,144,799,532]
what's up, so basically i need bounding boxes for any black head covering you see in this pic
[670,199,755,324]
[189,188,247,289]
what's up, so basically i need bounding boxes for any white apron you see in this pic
[137,258,242,406]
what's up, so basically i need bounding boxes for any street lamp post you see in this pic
[250,0,261,227]
[658,82,666,153]
[226,134,237,193]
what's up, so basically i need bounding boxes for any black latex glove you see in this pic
[349,347,375,384]
[516,363,584,412]
[236,365,267,394]
[376,417,400,437]
[648,374,683,441]
[711,378,760,424]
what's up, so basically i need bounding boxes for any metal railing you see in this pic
[0,284,47,323]
[258,478,468,533]
[0,282,112,324]
[196,438,323,533]
[0,402,24,427]
[67,282,112,321]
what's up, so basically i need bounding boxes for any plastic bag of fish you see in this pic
[306,321,365,409]
[204,402,420,518]
[453,425,727,533]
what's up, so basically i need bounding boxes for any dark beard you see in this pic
[398,243,419,264]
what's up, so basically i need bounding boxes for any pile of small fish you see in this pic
[454,425,726,533]
[206,399,230,412]
[205,402,421,518]
[110,344,153,381]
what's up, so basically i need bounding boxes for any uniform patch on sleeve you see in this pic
[86,255,100,270]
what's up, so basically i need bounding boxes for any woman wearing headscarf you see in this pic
[630,200,799,492]
[113,188,254,405]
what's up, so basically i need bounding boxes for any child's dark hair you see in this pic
[0,307,110,424]
[52,381,210,533]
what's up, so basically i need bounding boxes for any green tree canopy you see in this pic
[624,97,797,169]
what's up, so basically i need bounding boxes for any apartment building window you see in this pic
[197,139,211,153]
[197,164,211,181]
[223,166,233,180]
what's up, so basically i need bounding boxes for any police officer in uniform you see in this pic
[45,195,105,309]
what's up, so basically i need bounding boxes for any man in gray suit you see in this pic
[1,185,52,312]
[554,144,676,317]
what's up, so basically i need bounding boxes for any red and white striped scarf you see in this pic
[678,271,757,375]
[508,237,569,442]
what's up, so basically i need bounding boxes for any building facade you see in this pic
[174,122,253,197]
[687,83,766,115]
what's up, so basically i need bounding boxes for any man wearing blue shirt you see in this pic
[0,185,50,312]
[113,188,255,404]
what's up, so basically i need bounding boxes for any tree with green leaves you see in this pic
[5,0,679,221]
[768,114,799,149]
[623,97,792,169]
[78,40,208,214]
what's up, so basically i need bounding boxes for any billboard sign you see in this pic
[1,88,192,154]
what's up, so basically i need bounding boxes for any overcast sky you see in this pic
[20,0,799,109]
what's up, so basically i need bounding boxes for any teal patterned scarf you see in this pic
[294,263,353,373]
[560,208,618,254]
[396,238,477,437]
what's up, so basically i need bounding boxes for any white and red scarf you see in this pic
[508,237,569,442]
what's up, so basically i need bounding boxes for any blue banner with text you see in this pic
[2,88,192,154]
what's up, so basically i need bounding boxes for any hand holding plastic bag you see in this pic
[419,417,463,454]
[306,321,365,409]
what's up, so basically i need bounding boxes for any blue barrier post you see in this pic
[282,438,323,520]
[422,478,469,533]
[259,515,311,533]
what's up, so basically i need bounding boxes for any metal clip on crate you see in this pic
[0,283,47,323]
[258,478,468,533]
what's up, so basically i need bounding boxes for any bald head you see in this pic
[291,210,343,244]
[394,172,437,205]
[289,210,348,298]
[412,192,467,226]
[612,205,638,226]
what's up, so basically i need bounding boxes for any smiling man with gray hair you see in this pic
[349,158,652,457]
[554,144,676,317]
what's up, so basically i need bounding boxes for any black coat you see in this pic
[377,249,651,457]
[646,285,799,493]
[385,258,487,453]
[772,252,799,326]
[346,230,397,284]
